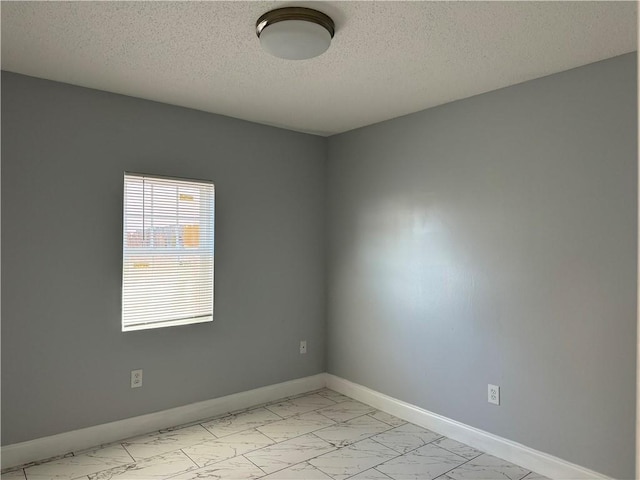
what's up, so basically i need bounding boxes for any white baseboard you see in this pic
[326,374,612,480]
[1,373,326,470]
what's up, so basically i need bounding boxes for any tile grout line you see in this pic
[365,426,446,457]
[179,428,275,470]
[262,405,291,420]
[252,429,281,444]
[426,455,478,480]
[70,428,255,480]
[262,411,392,448]
[3,451,75,475]
[366,434,487,480]
[367,435,413,455]
[419,434,476,457]
[176,448,201,473]
[20,446,138,480]
[367,426,532,480]
[315,408,381,425]
[243,454,269,476]
[433,449,523,480]
[121,443,136,464]
[431,452,533,480]
[199,414,282,440]
[238,432,340,477]
[308,413,394,446]
[365,412,407,428]
[312,435,405,480]
[307,431,406,478]
[371,467,396,480]
[157,453,200,480]
[314,410,345,424]
[199,398,362,443]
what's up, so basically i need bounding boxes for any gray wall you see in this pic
[1,72,327,445]
[326,53,637,479]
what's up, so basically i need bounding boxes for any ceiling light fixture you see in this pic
[256,7,335,60]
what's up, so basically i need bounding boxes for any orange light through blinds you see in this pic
[122,173,214,331]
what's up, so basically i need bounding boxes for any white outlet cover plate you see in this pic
[131,369,143,388]
[299,341,307,354]
[488,384,500,405]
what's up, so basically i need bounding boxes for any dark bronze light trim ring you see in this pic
[256,7,335,38]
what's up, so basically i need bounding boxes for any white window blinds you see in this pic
[122,173,214,332]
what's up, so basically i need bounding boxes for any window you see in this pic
[122,173,214,331]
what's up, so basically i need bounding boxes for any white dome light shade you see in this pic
[260,20,331,60]
[256,7,335,61]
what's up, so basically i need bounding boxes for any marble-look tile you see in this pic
[313,415,392,447]
[121,425,214,461]
[315,389,352,403]
[317,400,376,423]
[24,445,133,480]
[309,438,398,480]
[265,394,336,418]
[244,433,335,474]
[202,407,282,438]
[1,471,26,480]
[442,454,530,480]
[376,443,466,480]
[372,423,442,454]
[368,411,407,428]
[257,411,335,442]
[349,469,393,479]
[169,455,264,480]
[432,437,482,460]
[259,462,333,479]
[521,472,550,480]
[181,428,274,467]
[88,451,197,479]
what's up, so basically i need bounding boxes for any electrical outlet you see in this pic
[299,340,307,354]
[131,369,143,388]
[488,384,500,405]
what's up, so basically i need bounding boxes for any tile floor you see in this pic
[1,389,549,480]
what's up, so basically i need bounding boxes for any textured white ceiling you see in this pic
[1,1,637,136]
